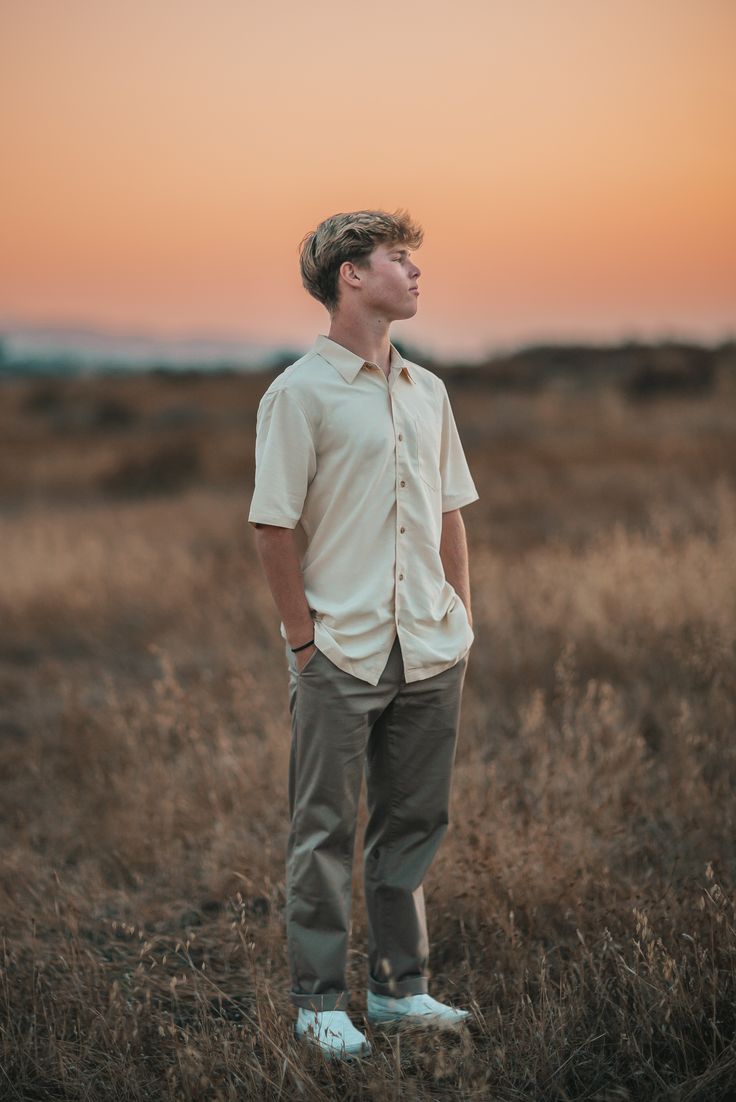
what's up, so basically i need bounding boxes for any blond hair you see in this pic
[298,208,424,314]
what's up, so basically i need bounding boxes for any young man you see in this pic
[248,209,479,1059]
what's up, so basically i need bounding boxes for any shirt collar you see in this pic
[313,333,414,384]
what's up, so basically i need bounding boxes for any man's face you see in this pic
[350,241,422,320]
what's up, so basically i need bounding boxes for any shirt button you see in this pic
[400,526,405,533]
[399,573,404,580]
[400,480,405,487]
[398,433,403,441]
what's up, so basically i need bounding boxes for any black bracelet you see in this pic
[291,638,315,653]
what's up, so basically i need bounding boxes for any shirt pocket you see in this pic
[411,412,441,491]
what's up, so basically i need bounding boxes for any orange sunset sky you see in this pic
[1,0,735,360]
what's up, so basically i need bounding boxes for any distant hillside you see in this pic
[427,339,736,399]
[1,325,734,398]
[0,326,299,377]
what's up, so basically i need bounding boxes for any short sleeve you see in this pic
[248,387,317,528]
[438,381,479,513]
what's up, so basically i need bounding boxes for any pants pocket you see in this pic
[296,645,321,675]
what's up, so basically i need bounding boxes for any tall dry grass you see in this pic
[1,369,735,1099]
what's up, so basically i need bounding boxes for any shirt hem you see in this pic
[403,647,471,682]
[315,622,471,686]
[314,624,385,685]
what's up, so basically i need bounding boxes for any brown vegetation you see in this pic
[1,353,736,1099]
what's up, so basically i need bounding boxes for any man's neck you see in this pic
[326,319,393,378]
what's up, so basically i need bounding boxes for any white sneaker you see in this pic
[366,991,471,1027]
[294,1007,372,1059]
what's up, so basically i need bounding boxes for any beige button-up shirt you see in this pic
[248,333,479,685]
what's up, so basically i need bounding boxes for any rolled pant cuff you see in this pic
[368,975,428,998]
[290,990,350,1011]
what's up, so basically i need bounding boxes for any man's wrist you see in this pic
[286,620,315,647]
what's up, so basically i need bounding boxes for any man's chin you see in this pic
[379,300,418,324]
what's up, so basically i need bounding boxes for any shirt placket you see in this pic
[364,362,409,638]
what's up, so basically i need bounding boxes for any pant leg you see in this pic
[284,641,391,1011]
[363,649,469,997]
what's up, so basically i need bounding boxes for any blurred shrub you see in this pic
[99,439,200,497]
[22,385,137,430]
[21,382,66,415]
[92,398,138,428]
[624,345,716,399]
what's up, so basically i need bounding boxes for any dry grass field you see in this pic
[1,351,736,1100]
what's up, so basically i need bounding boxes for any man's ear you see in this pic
[339,259,363,289]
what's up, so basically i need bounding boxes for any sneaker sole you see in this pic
[366,1012,469,1029]
[295,1028,372,1060]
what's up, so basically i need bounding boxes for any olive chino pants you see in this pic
[284,633,469,1011]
